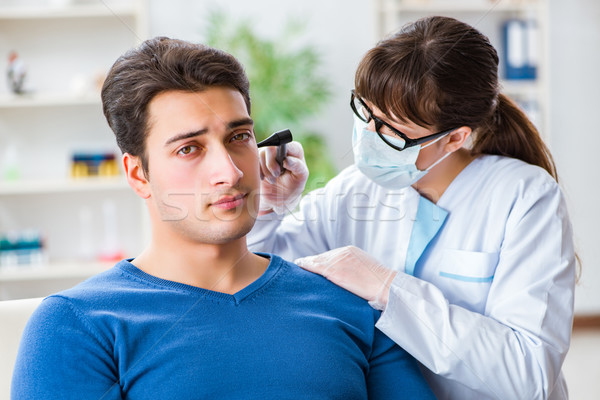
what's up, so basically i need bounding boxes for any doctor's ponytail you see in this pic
[473,93,557,181]
[355,16,558,181]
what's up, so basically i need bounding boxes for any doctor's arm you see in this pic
[376,184,575,399]
[297,183,575,399]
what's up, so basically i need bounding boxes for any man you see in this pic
[12,37,434,399]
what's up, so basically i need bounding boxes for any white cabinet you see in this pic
[0,0,149,299]
[375,0,550,140]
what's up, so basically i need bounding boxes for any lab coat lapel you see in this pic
[405,196,448,276]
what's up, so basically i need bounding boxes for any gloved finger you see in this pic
[296,246,376,279]
[259,150,274,184]
[298,246,395,304]
[285,141,305,161]
[296,248,374,300]
[282,156,309,178]
[263,145,282,178]
[341,246,390,279]
[345,245,378,268]
[294,255,328,275]
[295,246,352,272]
[259,148,279,184]
[299,246,356,263]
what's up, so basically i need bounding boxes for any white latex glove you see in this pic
[259,141,309,215]
[295,246,397,310]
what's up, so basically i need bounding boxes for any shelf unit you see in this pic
[375,0,550,140]
[0,2,142,19]
[0,92,101,108]
[0,0,149,300]
[0,261,112,300]
[0,176,129,195]
[0,261,110,282]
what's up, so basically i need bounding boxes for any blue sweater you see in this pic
[12,254,434,399]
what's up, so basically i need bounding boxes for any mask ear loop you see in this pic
[424,150,452,172]
[420,132,449,149]
[420,131,454,172]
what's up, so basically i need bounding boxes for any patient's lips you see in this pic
[211,193,246,210]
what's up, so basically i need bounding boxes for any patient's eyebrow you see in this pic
[227,118,254,130]
[163,118,254,147]
[164,129,208,147]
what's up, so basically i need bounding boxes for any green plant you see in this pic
[205,10,338,191]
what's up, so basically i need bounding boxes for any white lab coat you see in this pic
[248,155,575,400]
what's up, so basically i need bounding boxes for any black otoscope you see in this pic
[256,129,293,170]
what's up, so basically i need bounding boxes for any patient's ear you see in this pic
[122,153,150,199]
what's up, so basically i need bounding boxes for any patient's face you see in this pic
[143,88,261,244]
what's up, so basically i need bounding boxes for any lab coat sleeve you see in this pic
[11,296,122,400]
[376,181,575,399]
[248,186,337,261]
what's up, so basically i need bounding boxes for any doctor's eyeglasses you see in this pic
[350,90,457,152]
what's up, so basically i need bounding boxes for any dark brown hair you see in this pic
[101,37,251,175]
[355,16,557,180]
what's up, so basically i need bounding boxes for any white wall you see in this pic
[549,0,600,314]
[148,0,600,314]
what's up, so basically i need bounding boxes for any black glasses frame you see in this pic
[350,90,457,152]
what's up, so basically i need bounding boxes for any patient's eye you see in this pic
[230,132,251,142]
[177,145,198,156]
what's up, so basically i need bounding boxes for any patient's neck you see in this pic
[132,236,269,294]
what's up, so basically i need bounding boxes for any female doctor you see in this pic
[248,16,576,400]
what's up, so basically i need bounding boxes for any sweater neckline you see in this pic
[116,252,282,305]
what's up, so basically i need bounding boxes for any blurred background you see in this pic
[0,0,598,395]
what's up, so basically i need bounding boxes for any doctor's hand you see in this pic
[295,246,397,311]
[259,141,309,215]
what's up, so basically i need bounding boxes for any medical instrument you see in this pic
[257,129,293,169]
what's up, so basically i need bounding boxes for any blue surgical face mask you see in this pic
[352,116,451,189]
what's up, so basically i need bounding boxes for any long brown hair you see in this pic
[355,16,557,181]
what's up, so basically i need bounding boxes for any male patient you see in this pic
[11,37,434,399]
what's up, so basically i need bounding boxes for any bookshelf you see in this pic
[0,0,148,299]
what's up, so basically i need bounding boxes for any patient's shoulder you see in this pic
[271,254,378,319]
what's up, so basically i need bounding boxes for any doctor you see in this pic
[248,16,576,400]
